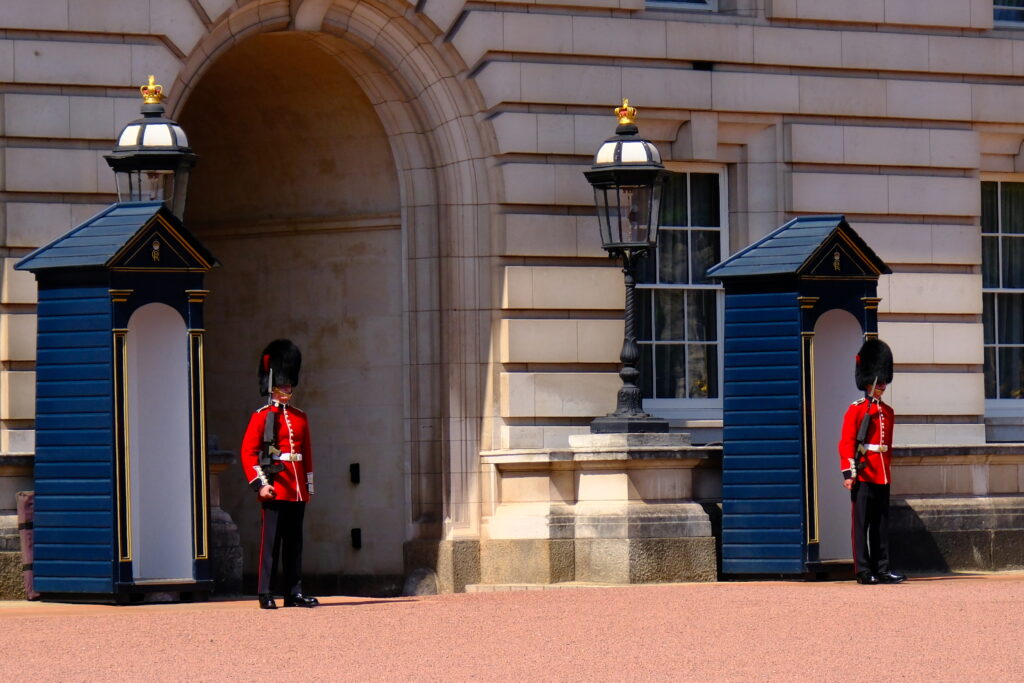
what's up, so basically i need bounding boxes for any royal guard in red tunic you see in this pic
[240,339,319,609]
[838,338,906,586]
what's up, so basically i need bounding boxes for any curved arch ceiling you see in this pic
[179,31,400,229]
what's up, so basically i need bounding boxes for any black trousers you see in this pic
[258,500,306,596]
[851,481,891,576]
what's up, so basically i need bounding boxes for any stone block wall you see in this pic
[3,0,1024,588]
[458,3,1023,451]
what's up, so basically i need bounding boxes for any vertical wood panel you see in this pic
[722,291,806,574]
[32,284,116,594]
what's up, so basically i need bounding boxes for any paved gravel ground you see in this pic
[2,573,1023,681]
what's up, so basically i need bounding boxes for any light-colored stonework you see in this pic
[479,434,718,584]
[3,0,1024,591]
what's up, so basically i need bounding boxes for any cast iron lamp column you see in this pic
[584,100,669,434]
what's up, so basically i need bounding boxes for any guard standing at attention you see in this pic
[240,339,319,609]
[838,338,906,586]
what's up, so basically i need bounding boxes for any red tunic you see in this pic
[838,397,894,485]
[240,402,314,502]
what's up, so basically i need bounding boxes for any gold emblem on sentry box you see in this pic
[151,240,161,262]
[833,250,841,271]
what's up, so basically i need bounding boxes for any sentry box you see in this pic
[16,201,219,601]
[707,215,890,576]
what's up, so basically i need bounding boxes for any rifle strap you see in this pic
[261,407,284,476]
[263,406,278,444]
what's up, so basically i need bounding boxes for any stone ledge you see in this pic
[569,502,712,538]
[481,446,722,469]
[0,455,32,476]
[0,452,238,473]
[894,495,1024,531]
[569,432,692,448]
[894,443,1024,463]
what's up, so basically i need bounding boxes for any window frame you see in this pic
[646,0,718,10]
[638,163,728,422]
[994,2,1024,26]
[982,174,1024,418]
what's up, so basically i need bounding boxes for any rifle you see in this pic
[853,376,878,473]
[259,368,285,484]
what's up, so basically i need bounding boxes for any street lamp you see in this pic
[104,75,196,220]
[584,100,669,434]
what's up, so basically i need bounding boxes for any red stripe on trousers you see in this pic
[257,506,266,592]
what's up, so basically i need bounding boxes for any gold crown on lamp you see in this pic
[140,75,164,104]
[615,98,637,125]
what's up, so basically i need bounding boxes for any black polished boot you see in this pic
[856,572,880,585]
[283,593,319,608]
[258,593,277,609]
[878,571,906,584]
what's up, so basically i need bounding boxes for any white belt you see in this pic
[861,444,888,453]
[273,452,303,462]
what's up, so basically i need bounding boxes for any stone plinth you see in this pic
[209,449,242,595]
[891,495,1024,572]
[478,433,721,586]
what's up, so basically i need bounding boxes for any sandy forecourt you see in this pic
[1,574,1023,681]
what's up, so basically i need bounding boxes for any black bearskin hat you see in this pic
[855,338,893,391]
[259,339,301,396]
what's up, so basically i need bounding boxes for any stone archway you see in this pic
[170,0,493,591]
[179,30,409,590]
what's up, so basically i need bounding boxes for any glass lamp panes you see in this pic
[982,180,1024,400]
[638,171,723,400]
[594,184,660,247]
[114,169,175,203]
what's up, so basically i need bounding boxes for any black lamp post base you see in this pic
[590,415,670,434]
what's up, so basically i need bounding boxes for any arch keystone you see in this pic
[293,0,335,31]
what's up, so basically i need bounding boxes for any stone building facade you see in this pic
[2,0,1024,594]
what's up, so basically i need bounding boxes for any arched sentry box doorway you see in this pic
[707,215,890,575]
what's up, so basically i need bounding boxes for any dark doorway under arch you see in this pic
[179,31,408,591]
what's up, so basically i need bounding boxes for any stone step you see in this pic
[464,582,618,592]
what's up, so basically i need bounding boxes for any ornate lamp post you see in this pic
[584,100,669,434]
[104,75,196,219]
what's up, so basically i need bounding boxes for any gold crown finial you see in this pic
[615,98,637,126]
[140,75,164,105]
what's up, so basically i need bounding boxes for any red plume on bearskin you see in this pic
[855,338,893,390]
[258,339,302,396]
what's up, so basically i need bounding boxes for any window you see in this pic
[982,180,1024,405]
[638,170,726,420]
[995,1,1024,23]
[647,0,717,9]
